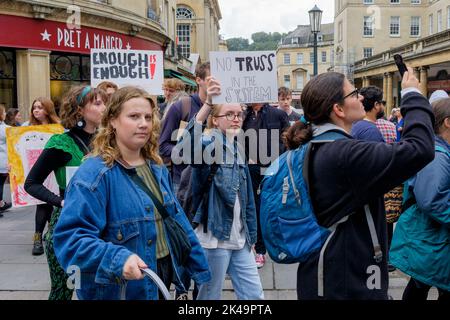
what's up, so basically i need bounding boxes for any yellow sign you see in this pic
[6,124,64,208]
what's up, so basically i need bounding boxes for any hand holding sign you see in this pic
[206,76,222,104]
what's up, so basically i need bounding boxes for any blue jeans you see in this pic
[197,245,264,300]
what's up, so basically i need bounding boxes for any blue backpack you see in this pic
[260,130,348,264]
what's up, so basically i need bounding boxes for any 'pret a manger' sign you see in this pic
[0,14,162,54]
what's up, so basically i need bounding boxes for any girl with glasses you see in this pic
[177,77,264,300]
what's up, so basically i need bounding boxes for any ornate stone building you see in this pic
[276,23,334,108]
[175,0,223,62]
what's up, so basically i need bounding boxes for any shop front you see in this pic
[0,14,164,118]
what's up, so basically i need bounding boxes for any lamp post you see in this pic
[309,5,323,77]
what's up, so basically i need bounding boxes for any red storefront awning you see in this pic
[0,14,163,54]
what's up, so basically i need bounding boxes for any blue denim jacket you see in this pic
[53,157,211,300]
[177,118,257,245]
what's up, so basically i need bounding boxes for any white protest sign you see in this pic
[90,49,164,95]
[210,51,278,104]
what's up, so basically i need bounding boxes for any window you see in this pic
[0,50,17,110]
[390,16,400,36]
[448,6,450,29]
[363,0,374,4]
[296,75,304,90]
[284,53,291,65]
[410,16,421,36]
[338,21,343,42]
[50,53,90,111]
[390,0,400,3]
[310,52,315,64]
[176,6,194,59]
[297,53,303,64]
[429,14,434,35]
[321,51,327,63]
[176,6,194,19]
[363,48,373,58]
[284,75,291,88]
[411,0,420,4]
[437,10,442,32]
[176,24,191,58]
[363,16,374,36]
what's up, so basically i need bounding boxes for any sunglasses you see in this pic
[342,88,359,100]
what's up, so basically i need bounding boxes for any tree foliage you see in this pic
[226,32,287,51]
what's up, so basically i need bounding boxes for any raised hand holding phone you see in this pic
[393,54,408,78]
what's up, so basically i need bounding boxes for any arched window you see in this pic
[176,6,195,58]
[176,7,194,19]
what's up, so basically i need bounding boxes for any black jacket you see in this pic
[242,104,290,167]
[297,92,435,300]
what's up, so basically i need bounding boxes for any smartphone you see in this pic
[393,54,408,78]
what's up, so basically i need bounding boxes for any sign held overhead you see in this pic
[91,49,163,95]
[210,51,278,104]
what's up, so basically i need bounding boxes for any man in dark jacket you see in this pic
[243,103,290,268]
[159,62,210,193]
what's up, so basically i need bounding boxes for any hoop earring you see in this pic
[76,118,86,129]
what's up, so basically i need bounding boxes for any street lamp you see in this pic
[309,5,323,77]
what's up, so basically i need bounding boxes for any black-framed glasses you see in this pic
[342,88,359,100]
[215,112,244,121]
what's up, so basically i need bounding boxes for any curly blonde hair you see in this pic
[91,86,162,166]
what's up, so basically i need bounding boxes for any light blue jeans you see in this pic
[197,244,264,300]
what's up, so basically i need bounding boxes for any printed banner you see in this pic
[6,124,64,208]
[91,49,164,95]
[209,51,278,104]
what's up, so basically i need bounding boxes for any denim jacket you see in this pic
[53,156,211,300]
[177,118,257,245]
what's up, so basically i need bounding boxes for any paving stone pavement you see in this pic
[0,186,438,300]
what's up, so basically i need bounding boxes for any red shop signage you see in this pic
[0,14,163,54]
[428,80,450,91]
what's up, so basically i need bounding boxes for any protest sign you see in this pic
[210,51,278,104]
[6,124,64,208]
[91,49,164,95]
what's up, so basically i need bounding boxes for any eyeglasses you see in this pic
[342,88,359,100]
[215,112,244,121]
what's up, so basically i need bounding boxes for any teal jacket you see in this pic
[390,136,450,291]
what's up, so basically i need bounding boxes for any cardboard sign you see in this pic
[90,49,164,95]
[210,51,278,104]
[6,124,64,208]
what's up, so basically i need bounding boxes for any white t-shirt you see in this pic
[195,195,246,250]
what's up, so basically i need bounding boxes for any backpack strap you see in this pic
[364,205,383,263]
[287,151,301,206]
[435,145,450,157]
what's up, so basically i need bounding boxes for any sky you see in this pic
[217,0,335,41]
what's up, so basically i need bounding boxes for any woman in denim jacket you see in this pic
[53,87,210,300]
[178,77,263,300]
[390,98,450,301]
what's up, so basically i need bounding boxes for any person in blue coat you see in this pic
[53,86,210,300]
[390,97,450,301]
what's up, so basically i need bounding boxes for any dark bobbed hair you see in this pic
[284,72,346,150]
